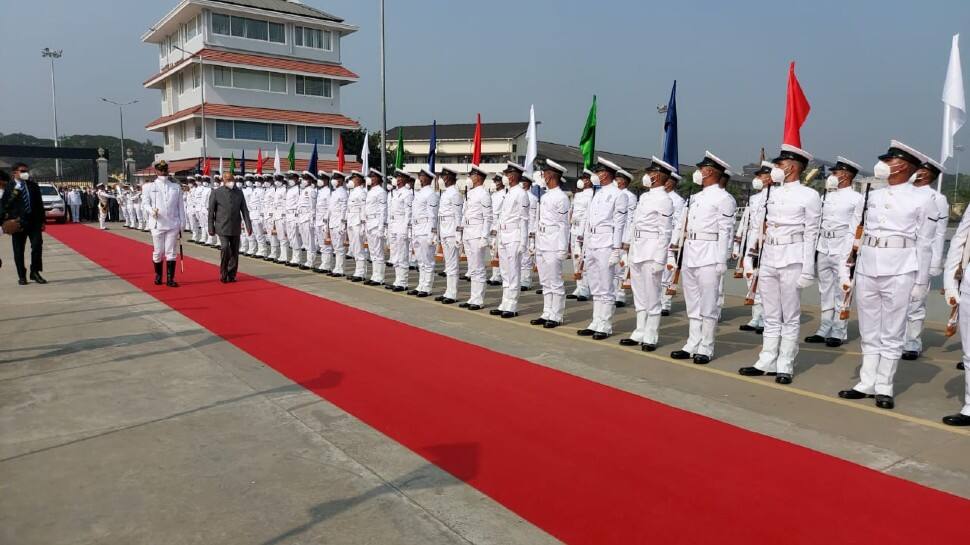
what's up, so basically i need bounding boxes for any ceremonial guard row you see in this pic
[138,140,970,427]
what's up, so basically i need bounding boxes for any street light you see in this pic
[42,47,63,177]
[100,98,139,183]
[656,104,668,151]
[171,44,207,162]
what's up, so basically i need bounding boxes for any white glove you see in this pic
[930,266,943,277]
[715,262,727,275]
[608,249,621,266]
[650,261,665,274]
[946,289,960,306]
[910,283,929,301]
[796,274,814,289]
[666,254,677,271]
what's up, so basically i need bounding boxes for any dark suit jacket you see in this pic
[0,181,45,231]
[208,186,252,237]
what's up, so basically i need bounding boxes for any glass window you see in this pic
[177,72,185,94]
[232,68,269,91]
[230,16,245,37]
[185,15,198,40]
[297,126,333,145]
[269,22,285,43]
[178,123,187,143]
[191,65,201,88]
[295,76,332,97]
[212,13,230,35]
[216,120,234,139]
[245,18,268,41]
[295,26,331,50]
[213,66,232,87]
[270,73,286,93]
[194,121,203,140]
[165,128,171,146]
[271,124,287,143]
[233,121,268,141]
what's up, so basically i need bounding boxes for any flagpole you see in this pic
[379,0,388,178]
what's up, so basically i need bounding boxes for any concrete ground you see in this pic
[2,223,969,545]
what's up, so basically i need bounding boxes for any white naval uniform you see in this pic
[249,185,267,257]
[520,189,539,289]
[298,183,317,267]
[660,190,686,310]
[348,183,369,278]
[613,187,638,306]
[489,188,507,283]
[411,184,439,293]
[852,182,935,397]
[623,187,673,345]
[673,184,736,357]
[388,186,413,288]
[536,186,571,323]
[97,189,111,229]
[262,185,278,259]
[741,189,768,328]
[903,186,949,354]
[579,182,628,334]
[142,176,185,262]
[496,184,530,313]
[284,183,303,265]
[314,184,333,271]
[813,186,863,340]
[943,206,970,417]
[133,191,146,230]
[188,186,202,241]
[461,185,492,306]
[199,184,215,244]
[570,187,594,298]
[752,181,822,376]
[365,184,388,283]
[271,184,288,261]
[240,184,253,254]
[328,185,349,275]
[438,185,464,300]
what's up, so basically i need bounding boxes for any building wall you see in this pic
[157,119,341,162]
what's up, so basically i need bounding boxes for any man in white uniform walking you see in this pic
[142,161,185,288]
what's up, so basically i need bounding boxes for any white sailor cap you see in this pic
[439,166,458,176]
[368,168,384,178]
[468,164,489,177]
[317,170,330,178]
[616,169,633,181]
[879,140,924,166]
[773,144,813,165]
[541,159,567,174]
[594,157,622,173]
[286,169,299,178]
[754,161,774,175]
[521,172,534,183]
[722,170,733,180]
[920,156,945,175]
[233,174,244,180]
[394,168,414,180]
[670,172,682,182]
[581,168,595,178]
[244,173,254,179]
[830,156,862,175]
[301,170,317,180]
[331,170,346,179]
[186,174,196,180]
[503,162,525,173]
[645,156,677,175]
[419,167,435,179]
[695,151,731,173]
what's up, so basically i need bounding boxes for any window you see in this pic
[165,128,171,146]
[212,13,230,35]
[213,67,286,93]
[215,120,287,142]
[271,124,287,142]
[295,76,332,98]
[177,72,185,94]
[294,26,332,50]
[296,126,333,145]
[212,13,284,43]
[178,123,187,143]
[216,119,234,139]
[160,86,167,103]
[191,65,201,89]
[185,15,199,41]
[269,23,285,43]
[194,120,203,140]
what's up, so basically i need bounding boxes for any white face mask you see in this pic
[537,176,548,189]
[769,167,785,185]
[873,161,892,181]
[316,180,325,188]
[203,181,210,187]
[274,181,283,187]
[330,179,338,188]
[752,178,764,191]
[907,172,918,184]
[825,175,839,190]
[225,181,235,189]
[691,169,703,186]
[245,180,252,187]
[263,182,270,188]
[287,180,296,187]
[300,180,309,188]
[18,172,30,181]
[348,180,357,189]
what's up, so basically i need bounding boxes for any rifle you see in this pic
[838,182,873,320]
[946,226,970,336]
[743,181,772,305]
[179,231,185,273]
[733,205,751,278]
[666,194,691,296]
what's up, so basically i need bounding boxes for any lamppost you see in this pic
[379,0,387,178]
[171,45,207,161]
[656,104,668,151]
[100,98,139,183]
[42,48,63,177]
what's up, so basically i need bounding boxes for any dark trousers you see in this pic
[218,235,240,280]
[12,228,43,280]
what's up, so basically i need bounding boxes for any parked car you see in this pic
[38,183,67,223]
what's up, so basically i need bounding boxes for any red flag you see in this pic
[337,134,345,172]
[202,157,211,176]
[783,61,811,147]
[472,113,482,166]
[256,148,263,174]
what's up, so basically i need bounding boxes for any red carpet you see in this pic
[51,224,969,544]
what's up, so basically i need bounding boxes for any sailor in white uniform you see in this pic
[942,199,970,427]
[364,169,388,285]
[386,170,414,291]
[612,170,638,308]
[436,167,464,303]
[488,174,507,286]
[459,165,493,311]
[142,161,185,288]
[568,170,595,302]
[528,160,571,329]
[737,162,774,334]
[490,163,531,317]
[519,175,539,291]
[327,171,349,277]
[346,172,369,282]
[660,173,686,315]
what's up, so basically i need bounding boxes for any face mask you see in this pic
[316,180,325,188]
[752,178,764,191]
[273,181,282,187]
[331,179,338,188]
[226,182,235,189]
[300,180,309,188]
[825,175,839,190]
[203,181,210,187]
[873,161,891,181]
[537,176,548,189]
[907,172,918,184]
[18,172,30,181]
[769,167,785,185]
[691,169,703,186]
[245,181,252,187]
[287,180,296,187]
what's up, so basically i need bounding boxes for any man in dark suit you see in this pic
[0,163,47,285]
[208,175,253,283]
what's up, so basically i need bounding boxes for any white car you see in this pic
[38,183,67,223]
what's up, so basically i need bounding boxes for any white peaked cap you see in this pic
[704,151,732,172]
[834,156,862,172]
[780,143,814,163]
[595,157,622,172]
[542,159,567,174]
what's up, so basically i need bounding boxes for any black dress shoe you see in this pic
[441,298,456,305]
[299,265,310,270]
[435,295,445,301]
[577,329,595,337]
[875,395,895,409]
[500,311,518,319]
[641,343,657,352]
[409,265,417,271]
[692,354,711,365]
[661,309,670,317]
[566,294,578,299]
[775,374,792,384]
[959,362,966,371]
[393,286,406,292]
[619,338,639,346]
[331,273,346,278]
[487,280,500,286]
[520,286,529,292]
[804,334,825,343]
[220,278,228,284]
[901,351,919,361]
[407,289,419,295]
[490,309,503,316]
[462,276,470,282]
[739,367,766,376]
[739,324,757,332]
[228,277,237,283]
[351,276,364,283]
[838,389,872,400]
[576,296,589,302]
[384,284,395,290]
[468,305,482,311]
[154,261,164,285]
[29,272,47,284]
[614,301,626,308]
[543,321,560,329]
[530,318,549,326]
[592,332,609,340]
[459,302,470,308]
[755,327,764,335]
[942,413,970,426]
[438,271,446,277]
[416,291,430,298]
[670,350,691,359]
[363,280,376,286]
[825,338,843,347]
[17,278,28,285]
[535,289,543,295]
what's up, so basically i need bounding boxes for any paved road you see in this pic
[1,224,968,545]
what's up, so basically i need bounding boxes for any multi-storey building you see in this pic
[141,0,360,176]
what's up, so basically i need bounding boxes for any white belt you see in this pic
[634,230,660,240]
[539,225,561,233]
[862,235,913,248]
[500,223,519,232]
[592,226,614,234]
[687,232,718,241]
[465,218,484,226]
[765,233,804,245]
[821,230,847,239]
[366,214,382,219]
[414,217,429,225]
[571,220,584,227]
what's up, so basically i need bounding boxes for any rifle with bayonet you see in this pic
[665,194,691,295]
[838,181,872,320]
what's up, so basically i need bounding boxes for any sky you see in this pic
[1,0,968,171]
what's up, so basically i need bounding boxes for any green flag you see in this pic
[393,127,404,170]
[579,95,597,170]
[287,142,296,171]
[229,153,236,175]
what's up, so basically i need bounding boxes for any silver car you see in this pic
[38,183,67,223]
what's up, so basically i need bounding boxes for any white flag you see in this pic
[524,105,537,177]
[273,146,282,175]
[361,132,369,175]
[218,156,224,175]
[942,34,966,167]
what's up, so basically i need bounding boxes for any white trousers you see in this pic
[413,236,436,292]
[614,250,630,304]
[759,263,803,339]
[680,264,720,357]
[520,241,535,288]
[70,204,80,222]
[151,229,179,262]
[463,237,489,306]
[299,221,315,266]
[331,227,347,274]
[251,215,266,257]
[853,271,915,396]
[315,224,333,271]
[200,211,215,244]
[583,246,617,334]
[498,241,523,312]
[263,217,278,259]
[660,266,674,310]
[958,294,970,415]
[188,211,201,241]
[348,225,367,277]
[571,235,589,297]
[286,218,302,264]
[367,228,386,283]
[98,209,108,229]
[442,236,461,299]
[816,252,848,340]
[537,250,566,322]
[489,237,503,283]
[390,233,410,287]
[903,286,930,353]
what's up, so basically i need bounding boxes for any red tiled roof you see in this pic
[144,48,359,86]
[145,103,360,130]
[136,157,361,177]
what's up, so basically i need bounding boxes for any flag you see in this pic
[287,142,296,171]
[256,148,263,174]
[942,34,966,167]
[337,133,345,172]
[524,105,537,177]
[229,153,236,176]
[309,141,319,175]
[218,156,224,176]
[273,146,281,175]
[394,127,404,170]
[202,157,211,176]
[240,149,246,174]
[783,61,811,147]
[579,96,597,170]
[429,120,437,173]
[663,81,679,173]
[361,132,370,174]
[472,113,482,166]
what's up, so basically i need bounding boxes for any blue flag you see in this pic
[428,120,437,173]
[663,81,678,173]
[241,149,246,174]
[308,140,319,174]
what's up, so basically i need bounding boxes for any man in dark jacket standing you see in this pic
[208,175,252,282]
[0,163,47,285]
